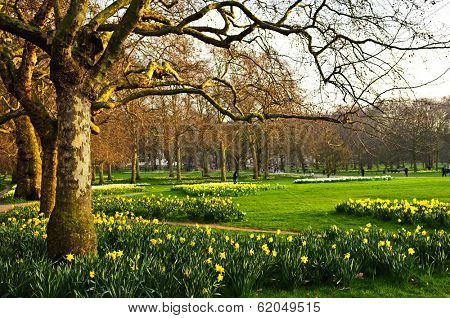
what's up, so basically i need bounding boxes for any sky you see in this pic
[404,1,450,100]
[95,0,450,105]
[279,1,450,106]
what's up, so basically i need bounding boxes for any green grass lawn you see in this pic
[105,170,450,232]
[96,170,449,298]
[251,273,450,298]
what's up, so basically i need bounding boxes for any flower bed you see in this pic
[92,184,148,197]
[293,176,392,184]
[336,198,449,227]
[93,195,245,222]
[0,207,448,297]
[172,182,285,197]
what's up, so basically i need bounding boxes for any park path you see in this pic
[164,220,299,234]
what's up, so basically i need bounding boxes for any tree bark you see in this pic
[98,162,104,185]
[107,163,113,181]
[165,137,174,177]
[46,88,97,259]
[136,157,141,180]
[168,153,174,177]
[13,116,41,200]
[264,131,271,179]
[285,136,291,173]
[202,151,210,177]
[91,164,96,183]
[250,132,258,179]
[131,142,137,184]
[136,136,141,180]
[175,135,181,182]
[219,134,227,182]
[40,137,58,216]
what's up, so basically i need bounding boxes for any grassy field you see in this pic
[91,170,450,298]
[101,170,450,232]
[2,170,449,297]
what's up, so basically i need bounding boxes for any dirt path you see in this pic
[164,221,299,234]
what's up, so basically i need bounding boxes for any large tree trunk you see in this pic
[40,137,58,216]
[46,88,97,259]
[13,116,41,200]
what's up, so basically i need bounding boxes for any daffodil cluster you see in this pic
[172,182,285,197]
[336,198,449,226]
[93,194,245,222]
[92,184,148,197]
[0,205,448,298]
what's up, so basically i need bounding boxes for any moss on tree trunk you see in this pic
[13,116,41,200]
[46,87,97,259]
[40,137,58,216]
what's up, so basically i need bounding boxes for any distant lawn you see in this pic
[230,176,450,232]
[106,170,449,232]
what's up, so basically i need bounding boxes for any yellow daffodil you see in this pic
[66,254,75,262]
[214,264,225,273]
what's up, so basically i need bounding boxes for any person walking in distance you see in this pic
[233,170,239,184]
